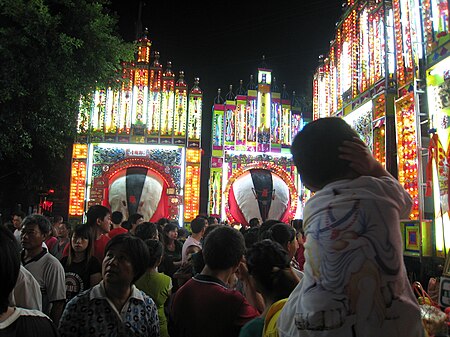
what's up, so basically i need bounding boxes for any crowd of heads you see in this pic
[1,202,305,337]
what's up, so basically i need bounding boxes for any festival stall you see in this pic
[209,64,308,226]
[68,32,202,225]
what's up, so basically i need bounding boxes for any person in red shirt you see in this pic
[86,205,111,263]
[169,225,259,337]
[108,211,128,239]
[63,205,111,263]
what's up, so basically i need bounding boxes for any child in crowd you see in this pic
[239,239,300,337]
[266,223,302,279]
[60,223,102,302]
[169,226,259,337]
[135,239,172,337]
[278,117,425,336]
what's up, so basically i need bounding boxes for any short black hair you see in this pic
[291,117,359,190]
[258,219,284,241]
[267,223,296,250]
[111,211,123,224]
[0,226,20,313]
[135,222,158,241]
[156,217,170,227]
[12,210,26,220]
[86,205,110,227]
[244,227,260,249]
[163,222,179,235]
[203,226,245,270]
[128,213,143,225]
[105,234,150,282]
[21,214,52,235]
[249,218,260,228]
[190,217,206,234]
[207,216,217,225]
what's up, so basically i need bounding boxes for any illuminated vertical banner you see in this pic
[209,168,222,217]
[187,78,202,148]
[211,97,224,218]
[132,34,151,128]
[281,97,291,148]
[323,62,332,116]
[313,71,320,119]
[92,89,106,132]
[257,72,271,152]
[212,103,224,151]
[370,6,386,85]
[104,89,119,134]
[393,0,406,86]
[349,9,358,99]
[329,46,338,113]
[393,0,418,87]
[132,68,149,126]
[395,92,420,220]
[335,25,343,110]
[160,62,175,141]
[359,8,370,93]
[224,100,236,150]
[315,64,330,118]
[338,17,353,100]
[174,71,188,143]
[271,91,281,152]
[147,53,162,138]
[386,8,396,82]
[184,148,201,222]
[291,112,302,142]
[246,91,257,151]
[68,144,88,217]
[119,64,133,134]
[235,96,247,151]
[373,94,386,167]
[400,0,414,81]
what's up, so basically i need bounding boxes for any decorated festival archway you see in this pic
[224,162,298,226]
[102,157,177,222]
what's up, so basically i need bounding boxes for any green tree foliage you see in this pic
[0,0,134,211]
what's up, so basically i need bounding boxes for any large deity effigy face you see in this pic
[229,169,290,225]
[108,167,163,221]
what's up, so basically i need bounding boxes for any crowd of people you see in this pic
[1,204,306,337]
[0,117,426,337]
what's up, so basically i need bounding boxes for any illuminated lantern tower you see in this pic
[209,59,308,226]
[311,0,450,264]
[69,30,202,225]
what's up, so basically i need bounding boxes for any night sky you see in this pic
[109,0,345,104]
[108,0,345,212]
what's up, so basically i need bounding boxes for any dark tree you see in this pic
[0,0,134,215]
